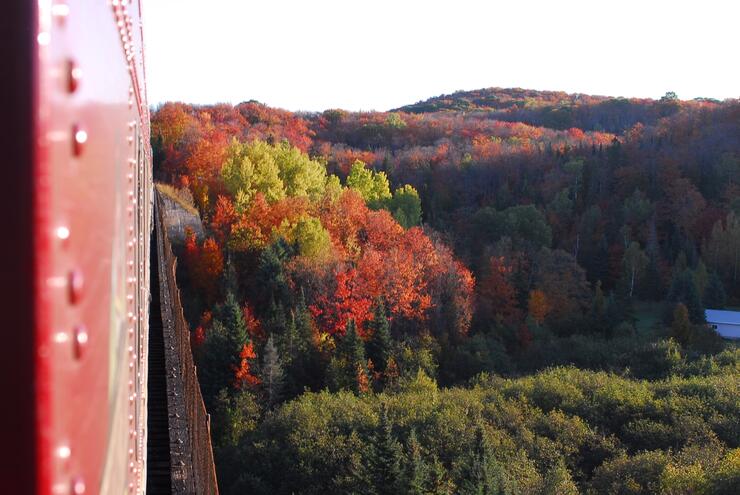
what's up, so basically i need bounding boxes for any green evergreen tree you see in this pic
[284,292,323,395]
[703,272,727,308]
[461,424,504,495]
[640,252,663,301]
[255,238,292,308]
[589,281,609,335]
[332,431,372,494]
[197,320,231,407]
[612,284,636,329]
[281,311,298,363]
[264,300,287,339]
[370,404,403,495]
[404,429,428,495]
[197,293,250,405]
[668,270,705,323]
[671,303,694,346]
[224,252,238,295]
[366,300,392,372]
[295,289,315,347]
[328,320,367,393]
[220,291,249,369]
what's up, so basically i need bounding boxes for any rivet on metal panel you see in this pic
[72,125,87,156]
[56,226,70,241]
[71,477,85,495]
[52,2,70,23]
[68,269,84,304]
[66,60,82,93]
[37,32,51,46]
[73,325,88,360]
[57,445,71,459]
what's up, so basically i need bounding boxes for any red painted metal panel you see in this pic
[1,1,152,493]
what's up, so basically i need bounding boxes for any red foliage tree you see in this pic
[478,256,521,326]
[184,229,224,304]
[310,267,373,337]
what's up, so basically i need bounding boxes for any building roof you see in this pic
[705,309,740,325]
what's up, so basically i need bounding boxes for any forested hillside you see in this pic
[151,88,740,494]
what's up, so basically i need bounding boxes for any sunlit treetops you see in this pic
[180,136,464,341]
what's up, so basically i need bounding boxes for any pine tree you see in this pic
[461,424,504,495]
[671,303,694,346]
[333,431,372,494]
[295,289,315,348]
[704,272,727,308]
[339,320,366,368]
[329,320,368,393]
[260,335,284,407]
[282,311,298,363]
[668,270,705,323]
[694,260,709,300]
[221,291,249,368]
[285,293,323,395]
[640,252,663,301]
[404,429,428,495]
[255,238,292,308]
[264,300,287,341]
[589,281,608,335]
[370,404,403,495]
[198,320,230,408]
[367,300,392,372]
[224,252,238,295]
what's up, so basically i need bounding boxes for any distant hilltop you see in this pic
[394,87,723,113]
[394,87,728,134]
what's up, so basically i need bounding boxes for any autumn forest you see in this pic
[151,88,740,494]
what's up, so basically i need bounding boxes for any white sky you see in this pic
[144,0,740,112]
